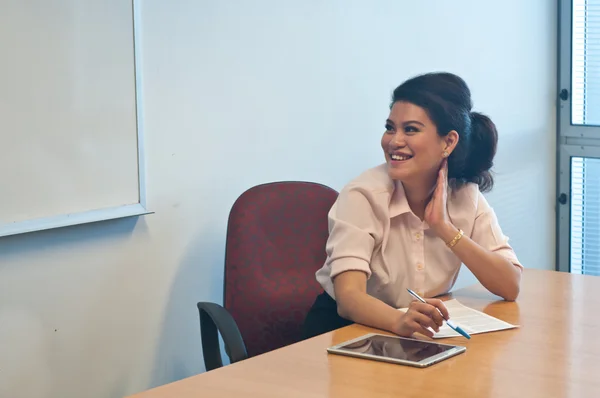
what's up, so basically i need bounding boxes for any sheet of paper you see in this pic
[398,298,519,338]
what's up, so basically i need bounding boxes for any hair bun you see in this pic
[466,112,498,191]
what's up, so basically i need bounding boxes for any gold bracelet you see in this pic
[446,229,464,248]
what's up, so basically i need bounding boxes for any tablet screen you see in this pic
[334,334,455,363]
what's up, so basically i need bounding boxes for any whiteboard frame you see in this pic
[0,0,151,238]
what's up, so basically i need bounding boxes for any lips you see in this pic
[390,153,413,161]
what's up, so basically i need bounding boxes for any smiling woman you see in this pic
[302,72,523,340]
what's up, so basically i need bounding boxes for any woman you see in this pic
[303,72,523,339]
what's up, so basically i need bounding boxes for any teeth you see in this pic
[391,154,411,161]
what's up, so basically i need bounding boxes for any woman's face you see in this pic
[381,101,456,184]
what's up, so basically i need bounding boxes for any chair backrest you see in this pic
[223,181,338,358]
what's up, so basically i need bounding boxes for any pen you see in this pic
[406,288,471,339]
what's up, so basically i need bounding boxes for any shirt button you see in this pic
[415,232,422,240]
[417,263,424,271]
[417,290,425,297]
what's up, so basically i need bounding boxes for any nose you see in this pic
[390,131,406,148]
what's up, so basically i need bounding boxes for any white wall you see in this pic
[0,1,556,397]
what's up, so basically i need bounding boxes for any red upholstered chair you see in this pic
[197,181,338,371]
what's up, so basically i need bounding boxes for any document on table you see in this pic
[398,298,519,338]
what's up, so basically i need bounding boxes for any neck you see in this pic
[402,176,437,220]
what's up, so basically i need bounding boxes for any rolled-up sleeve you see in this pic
[326,187,383,279]
[471,192,523,270]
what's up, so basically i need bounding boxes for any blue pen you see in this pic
[406,288,471,339]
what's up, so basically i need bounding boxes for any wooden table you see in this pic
[128,269,600,398]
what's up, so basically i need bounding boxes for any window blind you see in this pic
[572,0,600,125]
[570,1,600,275]
[571,157,600,275]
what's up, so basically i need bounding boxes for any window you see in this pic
[558,0,600,275]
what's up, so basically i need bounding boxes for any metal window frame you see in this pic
[557,0,600,272]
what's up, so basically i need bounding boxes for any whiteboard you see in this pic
[0,0,149,237]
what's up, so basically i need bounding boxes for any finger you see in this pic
[444,160,449,181]
[434,172,445,197]
[407,320,434,338]
[426,298,450,321]
[409,303,443,328]
[409,310,440,332]
[438,165,448,189]
[441,159,448,182]
[424,304,445,327]
[438,164,445,183]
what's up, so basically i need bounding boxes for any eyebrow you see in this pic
[385,119,425,127]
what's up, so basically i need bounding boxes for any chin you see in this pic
[386,165,411,181]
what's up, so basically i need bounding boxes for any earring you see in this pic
[443,150,449,158]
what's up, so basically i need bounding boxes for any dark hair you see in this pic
[391,72,498,192]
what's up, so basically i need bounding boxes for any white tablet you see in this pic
[327,333,466,368]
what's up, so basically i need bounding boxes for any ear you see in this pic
[443,130,459,156]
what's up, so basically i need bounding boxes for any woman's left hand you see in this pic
[424,160,455,239]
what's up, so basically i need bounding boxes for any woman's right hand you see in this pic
[394,299,450,338]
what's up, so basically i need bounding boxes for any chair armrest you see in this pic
[197,302,248,371]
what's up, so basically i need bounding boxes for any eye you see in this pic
[404,125,419,134]
[385,124,394,134]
